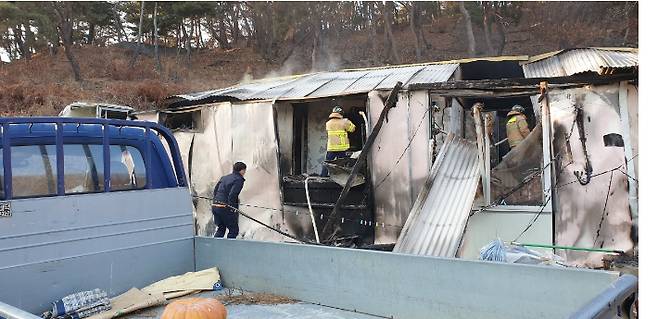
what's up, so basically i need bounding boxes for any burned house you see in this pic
[139,47,638,267]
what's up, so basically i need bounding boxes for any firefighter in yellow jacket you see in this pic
[506,105,530,149]
[321,106,357,177]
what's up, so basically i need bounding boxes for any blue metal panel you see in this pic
[103,123,110,191]
[55,123,65,195]
[2,124,11,199]
[0,187,194,313]
[195,238,620,319]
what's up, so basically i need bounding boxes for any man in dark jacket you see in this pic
[212,162,247,238]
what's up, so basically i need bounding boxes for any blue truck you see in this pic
[0,118,637,319]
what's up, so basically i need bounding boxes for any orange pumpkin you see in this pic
[161,298,227,319]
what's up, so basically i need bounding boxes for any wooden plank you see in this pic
[472,103,490,205]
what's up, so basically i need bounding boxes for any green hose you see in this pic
[510,242,624,254]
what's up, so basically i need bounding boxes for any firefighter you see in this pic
[506,105,531,149]
[321,106,357,177]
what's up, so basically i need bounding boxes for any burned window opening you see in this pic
[432,91,546,207]
[292,103,308,175]
[603,133,624,147]
[278,96,374,244]
[162,110,203,132]
[284,96,369,177]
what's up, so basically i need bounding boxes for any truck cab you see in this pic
[0,118,192,313]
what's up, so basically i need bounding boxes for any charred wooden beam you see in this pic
[409,74,637,98]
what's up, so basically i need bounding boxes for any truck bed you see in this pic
[124,290,379,319]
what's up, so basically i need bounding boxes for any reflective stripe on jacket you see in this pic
[506,113,530,148]
[326,114,356,152]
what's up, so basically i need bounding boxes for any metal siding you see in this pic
[171,64,458,102]
[523,48,638,78]
[0,187,195,313]
[550,85,634,267]
[369,91,432,244]
[394,133,480,257]
[195,237,620,319]
[187,101,287,241]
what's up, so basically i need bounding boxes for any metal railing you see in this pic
[0,117,187,199]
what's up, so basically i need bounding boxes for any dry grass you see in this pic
[216,290,297,306]
[0,45,251,115]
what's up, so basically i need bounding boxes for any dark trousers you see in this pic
[321,151,348,177]
[212,206,239,238]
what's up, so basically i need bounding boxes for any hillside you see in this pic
[0,2,637,116]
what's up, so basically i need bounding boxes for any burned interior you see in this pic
[275,95,374,245]
[427,59,545,208]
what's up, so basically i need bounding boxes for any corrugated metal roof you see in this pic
[170,63,458,103]
[522,48,638,78]
[393,133,480,257]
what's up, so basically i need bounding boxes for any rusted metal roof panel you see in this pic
[393,133,480,257]
[523,48,638,78]
[169,64,458,103]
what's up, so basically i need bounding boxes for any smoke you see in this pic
[241,42,343,82]
[311,50,342,73]
[263,52,304,79]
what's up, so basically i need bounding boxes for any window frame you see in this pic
[0,141,150,200]
[476,100,553,212]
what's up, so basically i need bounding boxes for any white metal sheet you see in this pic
[549,84,634,267]
[368,91,432,244]
[522,48,638,78]
[394,133,480,257]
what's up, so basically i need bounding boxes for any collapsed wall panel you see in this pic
[394,133,480,257]
[548,84,634,267]
[368,90,432,244]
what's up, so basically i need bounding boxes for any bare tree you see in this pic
[51,2,82,81]
[381,1,400,63]
[207,10,231,50]
[366,2,379,64]
[482,3,495,55]
[113,3,128,43]
[459,1,476,57]
[403,2,423,60]
[153,2,161,72]
[622,1,636,46]
[311,3,323,70]
[182,21,192,66]
[492,3,508,55]
[129,1,145,68]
